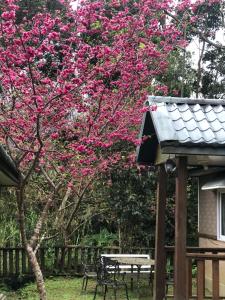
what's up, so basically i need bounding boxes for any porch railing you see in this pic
[165,246,225,299]
[3,244,225,299]
[0,246,154,278]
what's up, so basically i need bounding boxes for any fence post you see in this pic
[212,259,219,300]
[9,249,13,275]
[67,247,72,271]
[3,249,7,276]
[15,248,20,275]
[197,259,204,300]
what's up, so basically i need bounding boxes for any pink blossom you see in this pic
[2,10,15,20]
[0,0,187,199]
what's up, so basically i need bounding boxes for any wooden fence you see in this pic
[165,246,225,299]
[0,246,153,278]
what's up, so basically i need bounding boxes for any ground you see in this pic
[1,277,153,300]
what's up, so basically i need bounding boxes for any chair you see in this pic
[93,257,129,300]
[165,271,174,300]
[81,263,97,291]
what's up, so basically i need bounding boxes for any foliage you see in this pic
[0,0,185,297]
[169,0,225,98]
[156,50,197,97]
[0,189,20,246]
[80,228,118,246]
[80,168,198,249]
[1,0,219,296]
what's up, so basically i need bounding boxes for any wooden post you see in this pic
[154,165,167,300]
[197,260,204,300]
[186,257,192,298]
[174,156,188,300]
[212,259,219,300]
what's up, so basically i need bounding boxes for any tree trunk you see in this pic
[16,186,50,300]
[26,245,47,300]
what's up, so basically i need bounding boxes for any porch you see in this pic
[137,96,225,300]
[165,246,225,300]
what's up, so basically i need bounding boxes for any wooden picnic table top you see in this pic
[110,257,155,266]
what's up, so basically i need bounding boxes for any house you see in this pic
[137,96,225,299]
[0,145,19,186]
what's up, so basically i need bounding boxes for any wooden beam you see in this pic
[174,157,188,300]
[154,165,167,300]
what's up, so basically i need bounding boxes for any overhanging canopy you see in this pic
[137,96,225,166]
[201,177,225,190]
[0,145,19,186]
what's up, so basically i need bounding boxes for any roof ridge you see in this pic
[147,96,225,106]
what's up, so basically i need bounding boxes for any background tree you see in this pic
[0,0,184,298]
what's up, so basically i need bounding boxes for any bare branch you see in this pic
[40,166,57,191]
[165,10,225,50]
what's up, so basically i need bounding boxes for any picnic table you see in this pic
[109,256,155,292]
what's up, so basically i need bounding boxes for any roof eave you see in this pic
[161,144,225,156]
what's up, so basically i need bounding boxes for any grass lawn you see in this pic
[1,277,153,300]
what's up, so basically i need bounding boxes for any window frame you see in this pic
[218,191,225,241]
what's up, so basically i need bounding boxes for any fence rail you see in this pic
[0,246,154,278]
[165,247,225,299]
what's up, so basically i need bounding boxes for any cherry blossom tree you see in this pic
[0,0,184,298]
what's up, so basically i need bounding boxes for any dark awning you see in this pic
[0,145,19,186]
[201,177,225,190]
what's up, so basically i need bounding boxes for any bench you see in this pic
[101,254,154,290]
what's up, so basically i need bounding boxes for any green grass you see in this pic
[2,277,153,300]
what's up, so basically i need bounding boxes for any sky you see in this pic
[187,30,225,68]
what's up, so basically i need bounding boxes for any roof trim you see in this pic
[202,176,225,190]
[161,145,225,156]
[147,96,225,105]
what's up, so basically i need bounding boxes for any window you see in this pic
[218,192,225,241]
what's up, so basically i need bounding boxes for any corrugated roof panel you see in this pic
[175,127,191,142]
[186,127,203,143]
[168,106,182,121]
[213,105,224,114]
[184,117,198,131]
[197,118,210,131]
[210,118,223,132]
[167,103,177,112]
[177,103,189,113]
[192,105,208,123]
[213,129,225,144]
[204,105,214,113]
[147,97,225,149]
[179,105,193,121]
[205,106,218,122]
[173,117,186,131]
[214,108,225,123]
[200,128,216,143]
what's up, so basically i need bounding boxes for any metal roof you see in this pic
[137,96,225,165]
